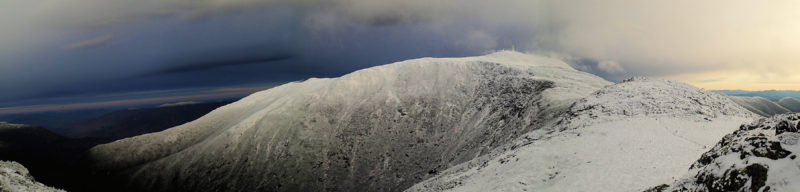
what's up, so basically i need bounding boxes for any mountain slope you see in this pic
[728,96,790,117]
[84,51,612,192]
[0,161,64,192]
[407,77,756,192]
[778,97,800,112]
[658,113,800,192]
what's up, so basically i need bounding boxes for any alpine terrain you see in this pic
[655,113,800,192]
[79,52,775,192]
[0,161,64,192]
[406,77,757,192]
[83,51,611,192]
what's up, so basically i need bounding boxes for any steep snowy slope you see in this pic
[0,161,64,192]
[407,77,756,192]
[84,51,611,192]
[656,113,800,192]
[778,97,800,112]
[728,96,790,117]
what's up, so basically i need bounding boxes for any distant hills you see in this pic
[713,90,800,116]
[59,101,231,142]
[0,100,235,191]
[713,90,800,101]
[1,100,233,142]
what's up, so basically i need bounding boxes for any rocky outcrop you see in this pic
[0,161,64,192]
[656,113,800,192]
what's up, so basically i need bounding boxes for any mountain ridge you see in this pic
[84,51,612,192]
[407,77,756,192]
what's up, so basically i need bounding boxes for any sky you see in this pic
[3,0,800,112]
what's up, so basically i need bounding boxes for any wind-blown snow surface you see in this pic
[0,161,64,192]
[406,77,756,192]
[84,51,611,192]
[658,113,800,192]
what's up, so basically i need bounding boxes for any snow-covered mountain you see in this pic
[0,161,64,192]
[657,113,800,191]
[728,96,791,117]
[83,51,611,192]
[406,77,756,192]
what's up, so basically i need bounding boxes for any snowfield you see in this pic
[0,161,64,192]
[407,77,756,192]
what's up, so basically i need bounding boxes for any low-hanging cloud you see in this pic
[153,54,294,75]
[64,35,115,50]
[597,60,625,74]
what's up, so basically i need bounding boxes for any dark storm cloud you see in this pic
[153,54,294,75]
[8,0,800,109]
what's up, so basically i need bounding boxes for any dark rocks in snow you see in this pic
[643,184,669,192]
[655,113,800,192]
[694,163,768,192]
[775,120,799,135]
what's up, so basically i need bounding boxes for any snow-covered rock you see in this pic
[556,77,756,130]
[0,161,64,192]
[84,51,611,192]
[656,113,800,192]
[406,77,756,192]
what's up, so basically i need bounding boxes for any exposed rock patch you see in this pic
[657,113,800,192]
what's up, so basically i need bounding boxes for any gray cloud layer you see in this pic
[31,0,800,72]
[3,0,800,105]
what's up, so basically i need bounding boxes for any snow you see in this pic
[83,51,761,192]
[408,116,750,192]
[556,77,756,130]
[407,77,756,192]
[661,113,800,191]
[84,51,612,192]
[0,161,64,192]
